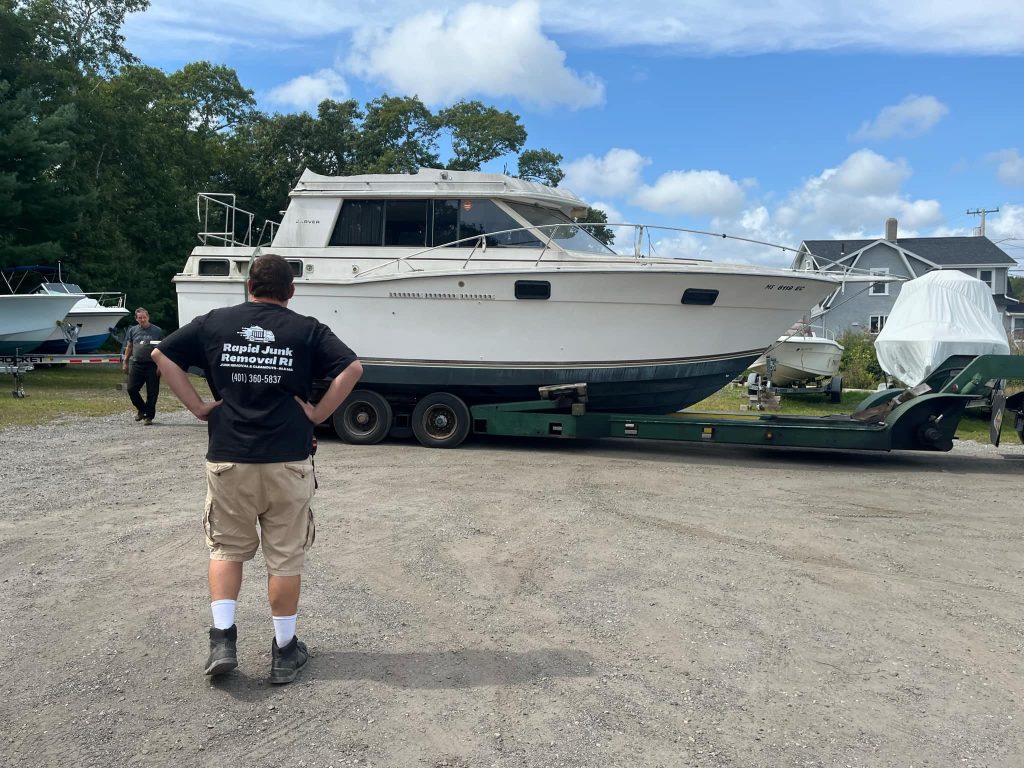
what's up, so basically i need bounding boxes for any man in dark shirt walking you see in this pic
[153,254,363,684]
[123,308,165,425]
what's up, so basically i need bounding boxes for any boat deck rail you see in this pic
[196,193,278,248]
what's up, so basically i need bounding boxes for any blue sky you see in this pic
[123,0,1024,269]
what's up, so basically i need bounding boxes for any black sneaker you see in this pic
[205,625,238,676]
[134,412,145,422]
[270,636,308,684]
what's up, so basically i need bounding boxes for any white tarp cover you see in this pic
[875,270,1009,386]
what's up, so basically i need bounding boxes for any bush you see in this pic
[837,331,885,388]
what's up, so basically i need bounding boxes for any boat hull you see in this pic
[358,352,761,413]
[176,265,837,413]
[0,295,82,355]
[34,303,130,354]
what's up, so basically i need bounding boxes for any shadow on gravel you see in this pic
[449,435,1021,475]
[208,648,593,699]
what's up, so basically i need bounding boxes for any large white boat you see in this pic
[1,266,129,355]
[0,293,83,355]
[174,169,840,437]
[32,280,130,354]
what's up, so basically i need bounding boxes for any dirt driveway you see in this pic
[2,411,1023,767]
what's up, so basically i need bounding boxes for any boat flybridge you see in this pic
[174,168,842,446]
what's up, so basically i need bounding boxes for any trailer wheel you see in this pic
[828,375,843,404]
[411,392,471,448]
[333,390,393,445]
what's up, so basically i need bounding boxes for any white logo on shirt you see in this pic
[238,326,276,344]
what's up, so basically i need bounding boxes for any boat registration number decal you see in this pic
[763,284,804,291]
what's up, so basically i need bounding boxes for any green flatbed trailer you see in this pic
[467,355,1024,453]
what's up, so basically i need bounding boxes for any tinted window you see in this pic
[515,280,550,299]
[198,259,230,276]
[384,200,428,247]
[459,199,540,248]
[432,199,460,246]
[330,200,384,246]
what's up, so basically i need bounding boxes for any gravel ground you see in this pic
[2,409,1023,767]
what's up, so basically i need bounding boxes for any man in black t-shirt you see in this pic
[153,254,363,684]
[123,308,165,425]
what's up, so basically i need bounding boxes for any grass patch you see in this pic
[689,383,1017,446]
[0,365,205,428]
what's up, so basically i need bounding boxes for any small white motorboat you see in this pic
[749,323,845,386]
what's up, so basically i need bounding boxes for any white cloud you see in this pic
[266,69,349,110]
[697,150,944,266]
[989,149,1024,186]
[128,2,1024,60]
[851,95,949,141]
[825,149,911,195]
[986,205,1024,242]
[345,1,604,108]
[632,170,746,217]
[562,149,649,198]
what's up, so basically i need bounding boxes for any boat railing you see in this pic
[352,222,727,278]
[197,193,278,248]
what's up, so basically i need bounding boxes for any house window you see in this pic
[869,315,887,333]
[870,268,889,296]
[979,269,993,290]
[1013,317,1024,337]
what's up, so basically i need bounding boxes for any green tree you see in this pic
[23,0,148,75]
[516,148,564,186]
[356,94,439,173]
[438,100,526,171]
[0,0,86,268]
[577,206,615,247]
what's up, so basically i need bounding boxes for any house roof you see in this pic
[801,236,1016,267]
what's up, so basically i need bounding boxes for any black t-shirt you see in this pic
[158,302,357,463]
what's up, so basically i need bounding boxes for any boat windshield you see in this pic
[507,203,616,255]
[36,282,84,295]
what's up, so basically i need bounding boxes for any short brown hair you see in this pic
[248,254,293,302]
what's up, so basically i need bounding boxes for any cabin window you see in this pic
[330,200,384,246]
[384,200,429,247]
[432,199,460,246]
[198,259,230,276]
[979,269,993,290]
[459,200,541,248]
[515,280,550,300]
[870,268,889,295]
[286,260,303,277]
[681,288,719,306]
[869,315,887,333]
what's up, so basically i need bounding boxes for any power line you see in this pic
[966,207,999,237]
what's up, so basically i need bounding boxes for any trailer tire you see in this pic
[411,392,471,448]
[828,375,843,404]
[333,390,393,445]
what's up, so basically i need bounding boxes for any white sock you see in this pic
[273,614,297,647]
[211,599,237,630]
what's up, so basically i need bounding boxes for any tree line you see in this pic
[1,0,608,329]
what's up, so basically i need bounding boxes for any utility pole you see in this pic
[966,207,999,237]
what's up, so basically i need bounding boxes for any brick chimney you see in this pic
[885,217,898,241]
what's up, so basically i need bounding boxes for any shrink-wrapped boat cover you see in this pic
[874,270,1009,386]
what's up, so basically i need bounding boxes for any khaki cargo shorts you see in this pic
[204,459,315,576]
